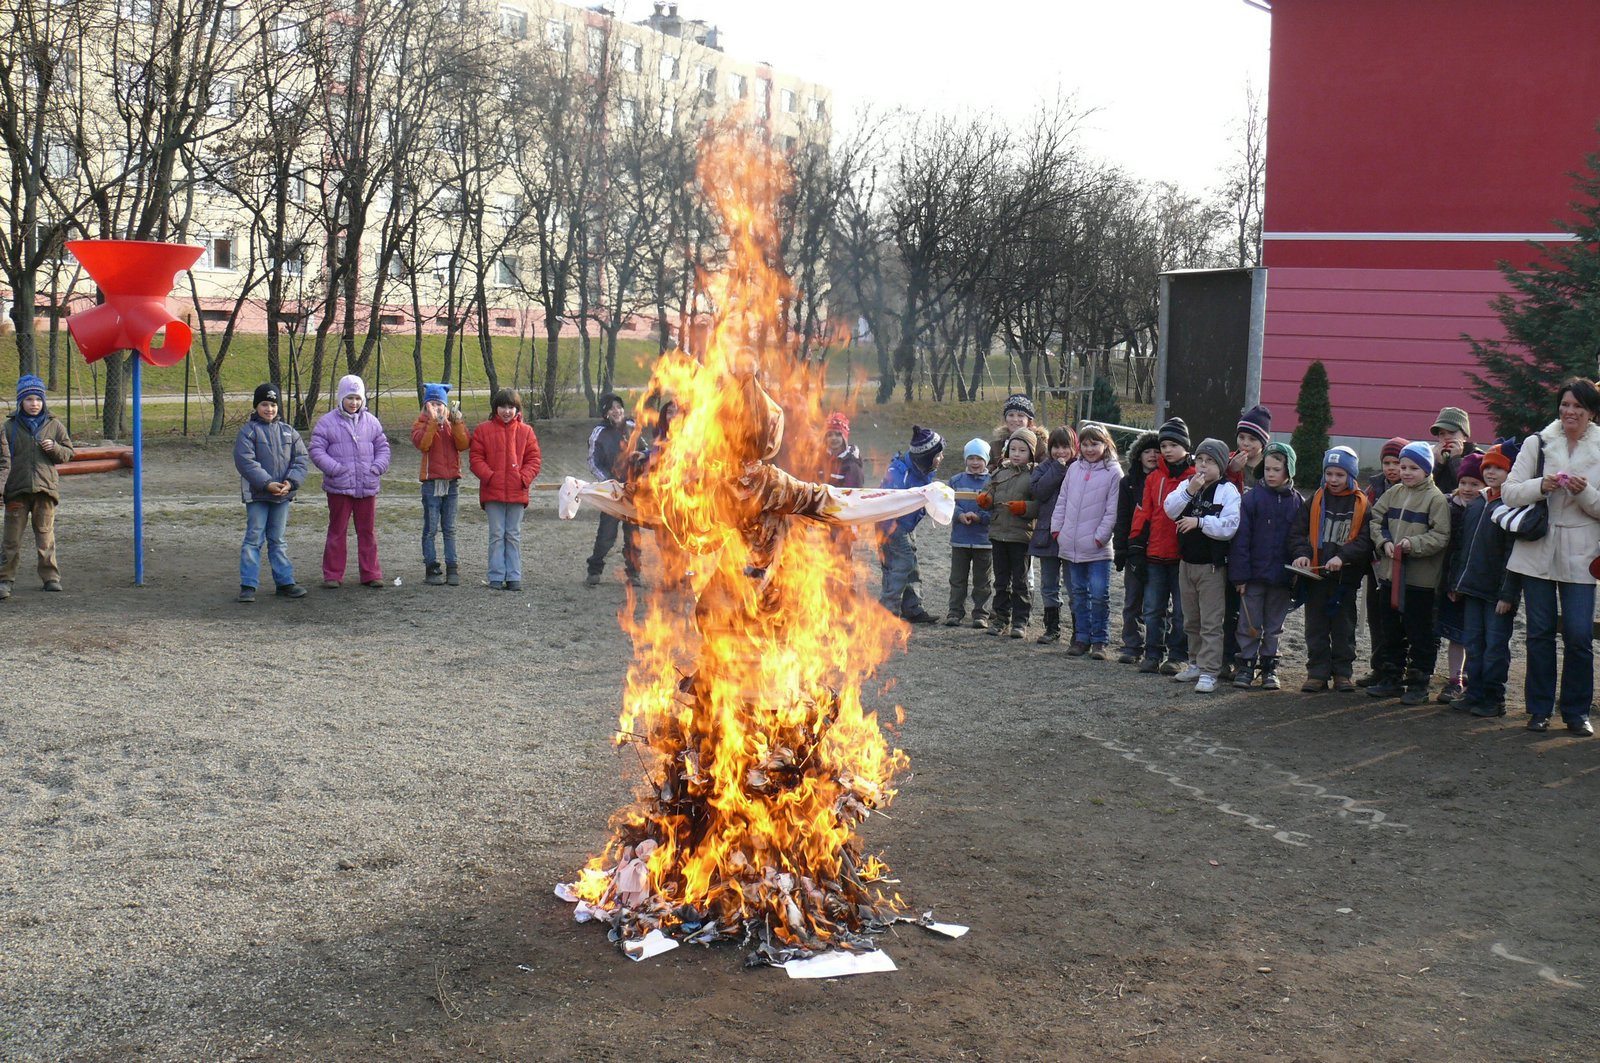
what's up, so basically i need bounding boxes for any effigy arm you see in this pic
[558,476,638,521]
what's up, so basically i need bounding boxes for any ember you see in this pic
[556,128,952,965]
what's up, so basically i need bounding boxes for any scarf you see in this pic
[17,406,49,436]
[1306,485,1368,569]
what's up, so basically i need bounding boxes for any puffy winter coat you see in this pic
[1368,480,1450,589]
[824,445,864,490]
[0,411,75,503]
[1448,494,1519,604]
[1113,432,1159,568]
[947,470,992,548]
[1028,458,1070,556]
[234,414,309,504]
[1502,420,1600,585]
[470,412,542,506]
[1131,457,1195,562]
[1050,456,1121,562]
[411,411,470,481]
[878,453,936,538]
[984,462,1038,544]
[1228,481,1302,586]
[310,375,391,497]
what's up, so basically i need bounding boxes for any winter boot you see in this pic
[1233,658,1257,690]
[1036,607,1061,644]
[445,563,460,586]
[425,562,445,585]
[1366,672,1404,698]
[1400,670,1431,706]
[1259,656,1281,691]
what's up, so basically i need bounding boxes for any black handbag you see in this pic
[1493,437,1549,541]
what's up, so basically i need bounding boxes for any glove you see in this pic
[1051,531,1060,541]
[1007,500,1027,516]
[1127,544,1147,582]
[1113,549,1126,572]
[976,492,993,509]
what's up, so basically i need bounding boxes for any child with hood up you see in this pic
[310,374,391,588]
[0,374,75,597]
[1112,430,1160,663]
[410,382,470,586]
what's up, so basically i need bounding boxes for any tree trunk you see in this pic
[541,316,562,420]
[11,275,39,378]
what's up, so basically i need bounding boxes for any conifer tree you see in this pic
[1289,360,1332,490]
[1469,146,1600,439]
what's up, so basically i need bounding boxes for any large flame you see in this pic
[568,128,912,959]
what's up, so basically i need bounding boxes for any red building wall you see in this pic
[1261,0,1600,444]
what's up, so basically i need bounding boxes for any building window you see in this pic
[587,26,606,75]
[780,88,796,113]
[272,16,301,52]
[620,41,641,73]
[497,193,522,228]
[546,19,570,50]
[118,0,153,23]
[208,80,235,119]
[499,7,526,39]
[287,172,308,204]
[696,64,715,95]
[494,316,516,328]
[44,140,74,179]
[659,102,674,136]
[619,98,637,129]
[435,121,463,153]
[495,255,520,286]
[727,73,745,100]
[216,5,239,39]
[386,254,407,279]
[278,249,305,278]
[380,313,405,326]
[658,54,677,81]
[754,78,769,114]
[434,188,462,215]
[807,97,825,122]
[199,232,234,270]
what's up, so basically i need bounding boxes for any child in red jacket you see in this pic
[1130,416,1196,673]
[411,382,470,586]
[469,389,542,591]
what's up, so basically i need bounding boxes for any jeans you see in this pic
[948,546,993,621]
[420,480,460,566]
[1036,554,1064,609]
[588,513,641,578]
[878,529,924,616]
[1119,567,1147,655]
[1521,576,1594,721]
[486,501,525,583]
[1067,559,1111,645]
[1462,595,1515,708]
[324,493,381,583]
[240,500,294,589]
[1141,561,1187,664]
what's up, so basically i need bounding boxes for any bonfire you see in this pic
[556,129,953,965]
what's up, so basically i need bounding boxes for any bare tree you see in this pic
[1216,83,1266,268]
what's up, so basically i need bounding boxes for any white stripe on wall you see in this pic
[1263,231,1579,242]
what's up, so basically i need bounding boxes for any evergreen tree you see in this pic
[1289,360,1332,491]
[1087,374,1132,451]
[1469,146,1600,439]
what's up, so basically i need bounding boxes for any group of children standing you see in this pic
[874,396,1522,716]
[232,378,541,601]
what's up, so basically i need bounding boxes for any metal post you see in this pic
[132,354,144,586]
[182,349,190,436]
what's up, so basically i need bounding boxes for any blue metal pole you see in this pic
[132,355,143,586]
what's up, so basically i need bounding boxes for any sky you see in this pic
[615,0,1273,193]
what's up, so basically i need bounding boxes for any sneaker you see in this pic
[506,580,522,592]
[1301,678,1328,693]
[1260,671,1281,691]
[903,610,939,625]
[322,579,341,589]
[1436,682,1464,704]
[1452,699,1482,715]
[0,581,11,600]
[1366,679,1403,698]
[1089,644,1109,661]
[1195,675,1217,693]
[1567,717,1595,737]
[971,618,989,629]
[1469,702,1508,718]
[363,579,384,589]
[1137,657,1162,674]
[488,581,506,590]
[1218,665,1236,683]
[237,585,256,603]
[584,573,602,587]
[1117,650,1140,664]
[42,580,62,592]
[275,584,307,599]
[1400,685,1431,706]
[1172,663,1202,682]
[1527,716,1550,733]
[943,615,963,627]
[989,623,1008,637]
[1332,676,1357,693]
[1009,626,1025,639]
[1159,660,1184,676]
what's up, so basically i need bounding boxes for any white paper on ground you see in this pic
[623,928,680,962]
[553,883,579,903]
[923,921,970,938]
[783,949,897,978]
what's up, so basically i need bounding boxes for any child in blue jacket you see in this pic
[233,383,310,602]
[1228,442,1301,689]
[877,425,944,623]
[946,438,993,627]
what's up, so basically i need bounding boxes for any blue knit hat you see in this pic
[422,382,450,406]
[963,437,991,461]
[1399,441,1434,476]
[909,424,944,457]
[1323,446,1359,483]
[16,374,45,403]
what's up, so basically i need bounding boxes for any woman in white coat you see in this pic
[1501,377,1600,735]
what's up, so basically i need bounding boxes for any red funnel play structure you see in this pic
[64,240,203,367]
[63,239,203,585]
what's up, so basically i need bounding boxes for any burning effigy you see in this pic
[555,130,953,967]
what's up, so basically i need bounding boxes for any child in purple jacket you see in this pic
[1228,442,1302,689]
[1051,424,1121,658]
[310,374,391,588]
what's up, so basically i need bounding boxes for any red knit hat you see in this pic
[825,412,850,440]
[1481,444,1513,472]
[1380,437,1409,461]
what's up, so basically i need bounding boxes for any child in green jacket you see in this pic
[1367,442,1452,704]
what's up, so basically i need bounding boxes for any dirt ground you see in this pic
[3,417,1598,1062]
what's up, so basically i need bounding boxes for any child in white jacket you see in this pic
[1163,437,1242,691]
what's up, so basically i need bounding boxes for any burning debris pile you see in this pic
[555,129,953,966]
